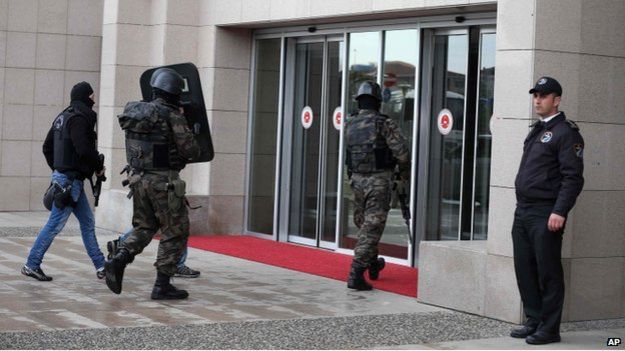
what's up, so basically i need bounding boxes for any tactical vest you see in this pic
[52,108,81,172]
[118,101,183,172]
[345,112,396,174]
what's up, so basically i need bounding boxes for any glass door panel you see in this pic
[286,37,344,248]
[378,29,418,257]
[425,33,468,241]
[472,31,496,240]
[320,40,344,244]
[340,31,381,253]
[340,30,417,261]
[288,42,324,242]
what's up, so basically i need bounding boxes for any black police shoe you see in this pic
[347,261,372,291]
[104,249,133,294]
[368,257,386,281]
[526,331,561,345]
[151,283,189,300]
[510,324,537,338]
[175,265,200,278]
[21,265,53,281]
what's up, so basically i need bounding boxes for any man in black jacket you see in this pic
[510,76,584,345]
[22,82,107,282]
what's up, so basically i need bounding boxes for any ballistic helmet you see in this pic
[150,68,185,96]
[355,81,382,101]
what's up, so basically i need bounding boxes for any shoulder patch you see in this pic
[573,143,584,158]
[565,119,579,130]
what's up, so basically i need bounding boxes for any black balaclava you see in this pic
[357,95,381,111]
[152,88,181,106]
[70,81,95,109]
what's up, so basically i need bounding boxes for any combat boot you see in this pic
[106,239,119,260]
[368,257,386,280]
[104,248,133,294]
[151,272,189,300]
[347,260,372,291]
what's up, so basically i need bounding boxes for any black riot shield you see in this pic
[140,62,214,163]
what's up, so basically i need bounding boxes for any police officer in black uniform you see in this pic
[510,76,584,345]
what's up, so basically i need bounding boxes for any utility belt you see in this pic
[120,166,200,210]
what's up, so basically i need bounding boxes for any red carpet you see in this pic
[187,235,418,298]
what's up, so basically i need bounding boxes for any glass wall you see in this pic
[246,22,496,259]
[472,32,496,240]
[246,38,282,234]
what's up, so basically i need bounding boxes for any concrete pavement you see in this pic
[0,212,623,349]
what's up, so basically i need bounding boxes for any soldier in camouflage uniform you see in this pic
[104,68,200,300]
[345,81,410,291]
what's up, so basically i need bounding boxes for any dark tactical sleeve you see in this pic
[42,127,54,170]
[553,127,585,217]
[169,109,201,161]
[382,118,411,180]
[68,116,103,173]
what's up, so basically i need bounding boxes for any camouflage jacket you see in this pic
[345,109,410,179]
[118,98,200,174]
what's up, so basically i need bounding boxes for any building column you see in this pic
[97,0,252,235]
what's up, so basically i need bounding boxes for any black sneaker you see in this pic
[151,283,189,300]
[175,265,200,278]
[21,265,53,281]
[96,268,105,280]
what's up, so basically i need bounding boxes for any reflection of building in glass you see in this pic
[447,71,466,96]
[382,61,416,124]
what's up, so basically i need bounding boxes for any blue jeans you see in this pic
[26,171,105,271]
[119,228,188,269]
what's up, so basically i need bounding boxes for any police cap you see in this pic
[529,76,562,96]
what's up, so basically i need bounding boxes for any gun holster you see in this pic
[52,182,74,210]
[43,183,56,211]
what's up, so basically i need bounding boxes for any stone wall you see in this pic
[96,0,251,235]
[0,0,103,211]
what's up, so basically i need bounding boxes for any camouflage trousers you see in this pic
[350,170,393,266]
[122,172,189,276]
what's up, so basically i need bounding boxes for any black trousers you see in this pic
[511,204,564,334]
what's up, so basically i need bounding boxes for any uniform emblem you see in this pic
[574,143,584,158]
[540,131,553,143]
[538,78,547,85]
[53,115,64,130]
